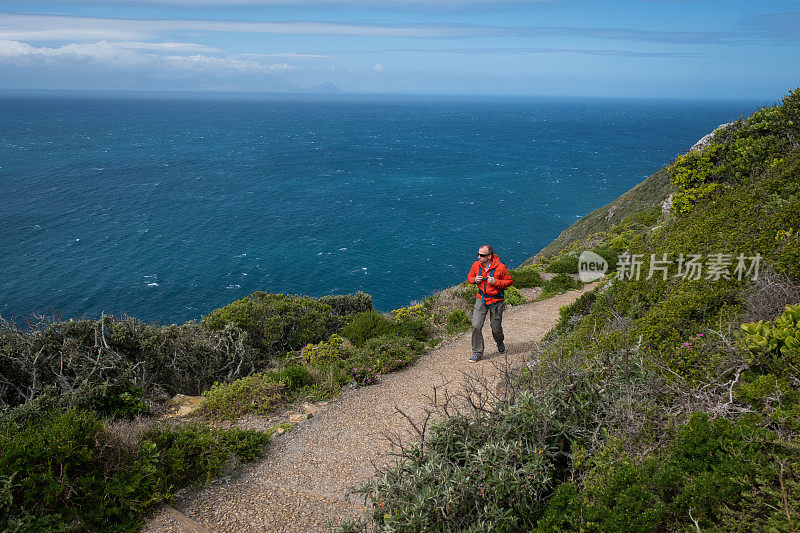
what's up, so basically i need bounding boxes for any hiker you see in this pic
[467,244,513,362]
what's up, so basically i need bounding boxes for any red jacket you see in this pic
[467,254,513,305]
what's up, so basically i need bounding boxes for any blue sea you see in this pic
[0,91,760,324]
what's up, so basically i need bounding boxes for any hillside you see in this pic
[520,165,674,266]
[356,89,800,531]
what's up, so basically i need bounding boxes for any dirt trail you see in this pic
[143,285,595,532]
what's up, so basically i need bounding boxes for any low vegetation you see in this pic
[0,290,444,530]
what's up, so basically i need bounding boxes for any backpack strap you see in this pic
[477,266,504,303]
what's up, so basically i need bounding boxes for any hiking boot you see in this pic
[497,342,506,354]
[469,353,481,363]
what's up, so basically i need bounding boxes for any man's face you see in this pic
[478,247,491,262]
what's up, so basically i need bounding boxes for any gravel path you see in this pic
[143,285,595,532]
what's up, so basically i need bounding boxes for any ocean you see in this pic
[0,91,759,323]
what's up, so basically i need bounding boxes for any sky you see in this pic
[0,0,798,98]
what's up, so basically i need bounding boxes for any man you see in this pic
[466,245,513,362]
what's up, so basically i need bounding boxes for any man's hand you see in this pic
[474,275,484,283]
[487,276,495,285]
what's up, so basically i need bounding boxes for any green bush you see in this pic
[203,292,341,357]
[446,309,471,336]
[669,144,722,215]
[508,266,545,288]
[340,311,396,347]
[741,303,800,372]
[633,279,741,365]
[341,310,433,347]
[391,304,431,323]
[545,254,579,274]
[267,364,313,391]
[504,286,527,306]
[540,273,581,299]
[360,388,580,531]
[302,334,355,368]
[319,291,374,316]
[394,318,434,343]
[0,410,270,532]
[355,335,425,374]
[197,373,284,421]
[535,413,800,532]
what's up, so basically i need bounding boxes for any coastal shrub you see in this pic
[319,292,374,316]
[355,335,424,374]
[197,373,284,421]
[142,423,269,486]
[459,282,480,305]
[554,289,598,332]
[539,273,581,299]
[341,310,433,347]
[735,373,800,431]
[535,413,800,532]
[504,286,527,306]
[302,334,355,368]
[350,364,378,387]
[391,303,431,324]
[0,314,260,409]
[592,244,622,272]
[508,266,545,288]
[545,253,579,274]
[620,206,663,229]
[340,311,396,347]
[0,410,269,532]
[633,279,741,362]
[669,144,722,215]
[740,303,800,372]
[267,364,313,392]
[446,309,471,335]
[109,319,259,397]
[203,292,340,357]
[421,285,475,328]
[360,388,582,531]
[395,317,434,343]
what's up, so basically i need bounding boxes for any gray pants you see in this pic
[471,298,505,355]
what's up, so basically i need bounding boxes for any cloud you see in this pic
[162,54,295,72]
[0,12,755,49]
[0,39,296,73]
[241,52,332,60]
[390,46,695,57]
[545,27,739,45]
[373,63,384,71]
[742,12,800,42]
[0,40,148,65]
[41,0,548,6]
[0,12,510,43]
[115,41,223,52]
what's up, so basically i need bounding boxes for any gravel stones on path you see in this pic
[143,285,595,532]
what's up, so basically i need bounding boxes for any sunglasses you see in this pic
[478,253,490,257]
